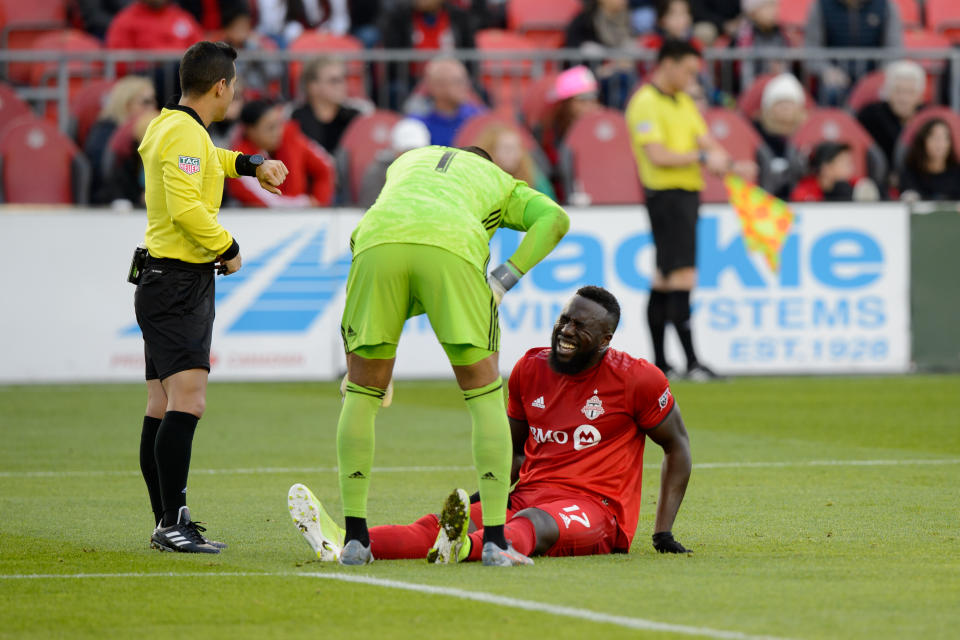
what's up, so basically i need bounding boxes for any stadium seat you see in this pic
[846,71,886,113]
[27,30,104,122]
[506,0,582,49]
[452,111,551,174]
[777,0,814,43]
[0,0,68,84]
[558,107,643,205]
[475,30,539,110]
[894,0,921,30]
[288,32,366,99]
[926,0,960,43]
[334,109,402,204]
[0,114,90,204]
[893,106,960,175]
[737,73,815,121]
[519,73,559,128]
[0,82,33,128]
[903,29,953,71]
[68,79,116,147]
[791,108,887,186]
[702,108,763,203]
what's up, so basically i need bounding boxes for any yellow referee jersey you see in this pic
[138,105,241,263]
[625,83,707,192]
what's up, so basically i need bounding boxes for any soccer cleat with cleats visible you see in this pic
[481,541,534,567]
[427,488,471,564]
[150,506,220,554]
[288,483,345,561]
[339,539,374,565]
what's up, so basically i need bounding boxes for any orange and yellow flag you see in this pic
[724,174,795,272]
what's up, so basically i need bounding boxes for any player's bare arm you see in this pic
[645,405,693,553]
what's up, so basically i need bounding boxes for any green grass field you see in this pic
[1,376,959,639]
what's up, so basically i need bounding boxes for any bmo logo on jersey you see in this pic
[529,424,602,450]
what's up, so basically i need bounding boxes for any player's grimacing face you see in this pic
[549,296,613,375]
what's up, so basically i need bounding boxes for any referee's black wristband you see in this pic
[235,154,259,177]
[221,239,240,260]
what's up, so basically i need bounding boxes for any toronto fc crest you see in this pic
[581,392,604,420]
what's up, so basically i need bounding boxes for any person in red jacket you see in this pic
[105,0,204,52]
[229,99,336,207]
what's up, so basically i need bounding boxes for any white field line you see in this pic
[0,570,791,640]
[1,458,958,479]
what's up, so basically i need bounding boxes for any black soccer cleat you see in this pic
[150,506,221,554]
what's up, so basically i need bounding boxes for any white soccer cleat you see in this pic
[287,483,345,562]
[481,541,534,567]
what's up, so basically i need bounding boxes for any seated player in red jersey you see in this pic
[288,286,692,564]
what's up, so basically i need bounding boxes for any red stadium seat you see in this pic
[791,108,887,184]
[893,106,960,173]
[737,73,815,121]
[335,109,402,204]
[519,73,559,128]
[69,78,116,147]
[903,29,953,71]
[702,108,763,203]
[0,82,33,129]
[475,29,539,109]
[894,0,921,30]
[558,107,643,205]
[27,30,104,123]
[846,71,886,113]
[0,0,67,84]
[506,0,582,49]
[288,32,366,98]
[926,0,960,43]
[777,0,814,43]
[0,114,90,204]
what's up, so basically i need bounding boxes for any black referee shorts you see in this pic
[645,188,700,275]
[134,257,216,381]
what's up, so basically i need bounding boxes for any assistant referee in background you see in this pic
[135,41,288,554]
[626,39,756,382]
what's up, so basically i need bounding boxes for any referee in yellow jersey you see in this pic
[135,41,288,553]
[625,39,755,382]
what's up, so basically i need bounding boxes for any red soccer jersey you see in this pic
[507,347,675,551]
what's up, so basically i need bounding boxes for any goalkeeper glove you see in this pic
[652,531,692,554]
[487,262,522,305]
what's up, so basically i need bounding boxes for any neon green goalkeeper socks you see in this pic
[336,381,384,519]
[464,378,511,527]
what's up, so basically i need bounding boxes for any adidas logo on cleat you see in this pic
[531,396,545,409]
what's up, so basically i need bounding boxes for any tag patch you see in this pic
[178,155,200,175]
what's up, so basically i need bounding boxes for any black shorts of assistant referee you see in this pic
[134,257,216,381]
[645,188,700,275]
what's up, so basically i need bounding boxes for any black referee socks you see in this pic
[646,290,669,370]
[155,410,199,527]
[667,290,698,368]
[139,416,163,525]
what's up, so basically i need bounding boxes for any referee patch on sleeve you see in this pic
[635,121,653,134]
[178,155,200,175]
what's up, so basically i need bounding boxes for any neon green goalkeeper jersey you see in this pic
[351,146,543,273]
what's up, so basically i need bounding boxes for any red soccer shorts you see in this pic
[469,485,618,557]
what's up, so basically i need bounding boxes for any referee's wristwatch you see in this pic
[249,154,265,169]
[236,153,265,177]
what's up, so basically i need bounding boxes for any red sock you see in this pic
[369,514,439,560]
[465,517,538,562]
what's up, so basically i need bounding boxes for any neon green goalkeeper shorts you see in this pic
[340,243,500,366]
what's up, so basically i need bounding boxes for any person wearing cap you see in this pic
[357,118,432,207]
[228,99,336,207]
[410,57,486,147]
[626,39,754,382]
[755,73,808,199]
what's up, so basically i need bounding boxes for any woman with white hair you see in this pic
[754,73,807,199]
[856,60,926,167]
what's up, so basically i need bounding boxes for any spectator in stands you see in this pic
[253,0,350,47]
[564,0,637,108]
[69,0,128,40]
[84,76,156,204]
[690,0,742,45]
[379,0,475,106]
[97,107,160,206]
[292,58,363,154]
[541,65,601,169]
[754,73,806,199]
[349,0,383,48]
[358,118,431,207]
[176,0,247,30]
[474,123,557,200]
[218,3,284,99]
[857,61,926,170]
[900,119,960,202]
[410,57,485,147]
[229,99,336,207]
[630,0,659,34]
[804,0,903,106]
[106,0,204,52]
[729,0,788,83]
[640,0,700,50]
[790,141,856,201]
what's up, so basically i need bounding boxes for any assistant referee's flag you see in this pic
[724,174,795,273]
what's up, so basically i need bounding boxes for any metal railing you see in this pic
[1,46,958,134]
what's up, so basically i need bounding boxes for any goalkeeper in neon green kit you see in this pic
[334,145,569,566]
